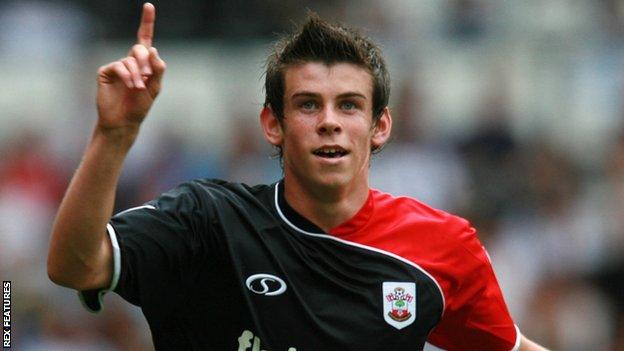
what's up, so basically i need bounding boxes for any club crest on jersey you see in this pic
[382,282,416,329]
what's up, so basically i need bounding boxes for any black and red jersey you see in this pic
[80,179,520,351]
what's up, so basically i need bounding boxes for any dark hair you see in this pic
[264,14,390,124]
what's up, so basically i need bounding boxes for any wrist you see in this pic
[91,123,140,153]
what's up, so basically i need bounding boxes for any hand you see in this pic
[96,3,166,133]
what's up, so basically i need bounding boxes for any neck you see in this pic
[283,175,370,233]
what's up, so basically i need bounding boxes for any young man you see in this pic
[48,3,547,350]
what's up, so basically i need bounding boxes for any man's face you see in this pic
[271,62,389,191]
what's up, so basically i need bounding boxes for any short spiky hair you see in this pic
[264,14,390,124]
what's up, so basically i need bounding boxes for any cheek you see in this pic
[282,122,311,153]
[287,118,316,138]
[352,122,375,148]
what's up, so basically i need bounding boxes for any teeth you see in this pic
[314,147,346,157]
[320,148,339,154]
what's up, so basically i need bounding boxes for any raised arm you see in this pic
[47,3,166,291]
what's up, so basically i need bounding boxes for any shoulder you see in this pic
[369,189,488,265]
[371,188,472,240]
[130,179,274,220]
[370,190,495,302]
[166,178,273,204]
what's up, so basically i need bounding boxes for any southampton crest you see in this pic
[383,282,416,329]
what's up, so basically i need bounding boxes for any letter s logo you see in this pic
[245,274,287,296]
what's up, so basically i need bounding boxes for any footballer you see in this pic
[48,3,548,350]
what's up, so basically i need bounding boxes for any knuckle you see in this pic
[113,63,128,75]
[124,57,137,66]
[133,44,148,55]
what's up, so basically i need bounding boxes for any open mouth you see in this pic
[313,147,349,159]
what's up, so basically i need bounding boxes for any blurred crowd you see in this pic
[2,0,624,350]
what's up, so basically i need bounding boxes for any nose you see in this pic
[316,107,342,135]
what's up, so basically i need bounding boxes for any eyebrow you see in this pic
[290,91,368,100]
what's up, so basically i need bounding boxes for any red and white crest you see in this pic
[382,282,416,330]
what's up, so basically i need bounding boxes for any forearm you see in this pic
[47,126,138,289]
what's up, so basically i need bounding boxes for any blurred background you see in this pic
[1,0,623,349]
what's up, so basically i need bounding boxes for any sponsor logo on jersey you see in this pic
[245,274,287,296]
[237,329,296,351]
[383,282,416,329]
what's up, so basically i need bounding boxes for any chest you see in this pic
[194,221,444,351]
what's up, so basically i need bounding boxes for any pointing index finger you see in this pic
[137,3,155,47]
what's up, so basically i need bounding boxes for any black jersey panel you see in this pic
[110,182,217,321]
[109,180,280,349]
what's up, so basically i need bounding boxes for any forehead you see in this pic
[283,62,373,100]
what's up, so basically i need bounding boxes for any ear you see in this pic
[260,106,283,147]
[371,107,392,149]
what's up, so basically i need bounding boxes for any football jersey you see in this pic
[79,179,520,351]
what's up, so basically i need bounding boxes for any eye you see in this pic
[340,101,356,110]
[301,101,318,110]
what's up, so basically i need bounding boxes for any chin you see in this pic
[309,172,352,189]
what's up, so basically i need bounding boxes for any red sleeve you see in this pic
[427,223,520,351]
